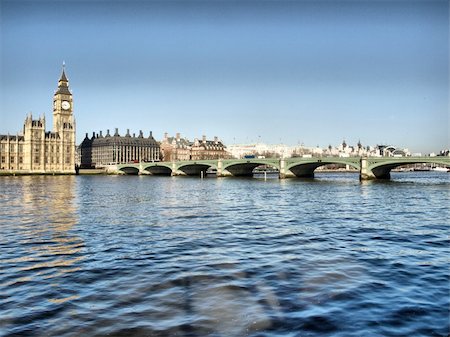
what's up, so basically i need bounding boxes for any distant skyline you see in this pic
[0,0,448,154]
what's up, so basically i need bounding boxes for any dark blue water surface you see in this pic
[1,172,449,337]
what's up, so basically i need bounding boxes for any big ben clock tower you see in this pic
[53,65,74,132]
[53,64,76,172]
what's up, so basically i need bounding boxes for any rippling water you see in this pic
[1,173,449,337]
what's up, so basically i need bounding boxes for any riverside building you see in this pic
[0,67,76,173]
[160,133,192,161]
[190,135,229,160]
[78,129,160,168]
[160,133,229,161]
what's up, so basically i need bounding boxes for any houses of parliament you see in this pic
[0,67,76,173]
[0,66,230,173]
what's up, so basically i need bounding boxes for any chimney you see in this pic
[126,129,130,137]
[106,129,110,137]
[149,131,153,138]
[139,130,143,138]
[133,133,135,138]
[164,132,168,140]
[114,128,119,136]
[176,132,180,140]
[202,135,206,142]
[99,130,103,137]
[85,132,89,139]
[92,132,96,139]
[214,136,218,143]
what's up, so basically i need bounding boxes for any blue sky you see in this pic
[0,0,448,153]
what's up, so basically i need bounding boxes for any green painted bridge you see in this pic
[112,156,450,180]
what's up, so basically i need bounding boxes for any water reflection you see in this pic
[1,176,83,296]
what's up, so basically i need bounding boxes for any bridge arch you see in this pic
[176,163,215,176]
[364,157,450,179]
[286,158,360,178]
[140,162,173,176]
[222,160,280,177]
[143,166,172,176]
[118,166,140,175]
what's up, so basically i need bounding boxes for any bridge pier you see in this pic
[360,157,375,180]
[170,162,179,176]
[279,159,286,179]
[217,159,223,177]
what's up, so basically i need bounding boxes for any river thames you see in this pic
[1,172,449,337]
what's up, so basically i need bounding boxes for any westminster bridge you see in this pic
[110,156,450,180]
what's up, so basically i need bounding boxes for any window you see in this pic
[1,156,5,163]
[19,157,23,164]
[10,144,15,152]
[34,156,39,164]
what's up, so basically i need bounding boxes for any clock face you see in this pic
[62,101,71,110]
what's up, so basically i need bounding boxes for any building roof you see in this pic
[59,69,68,82]
[45,132,60,139]
[192,139,226,150]
[55,68,71,95]
[165,136,191,148]
[0,135,25,141]
[55,84,71,95]
[80,132,159,148]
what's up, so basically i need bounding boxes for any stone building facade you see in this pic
[190,136,229,160]
[160,133,191,161]
[0,68,76,173]
[79,129,160,168]
[160,133,229,161]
